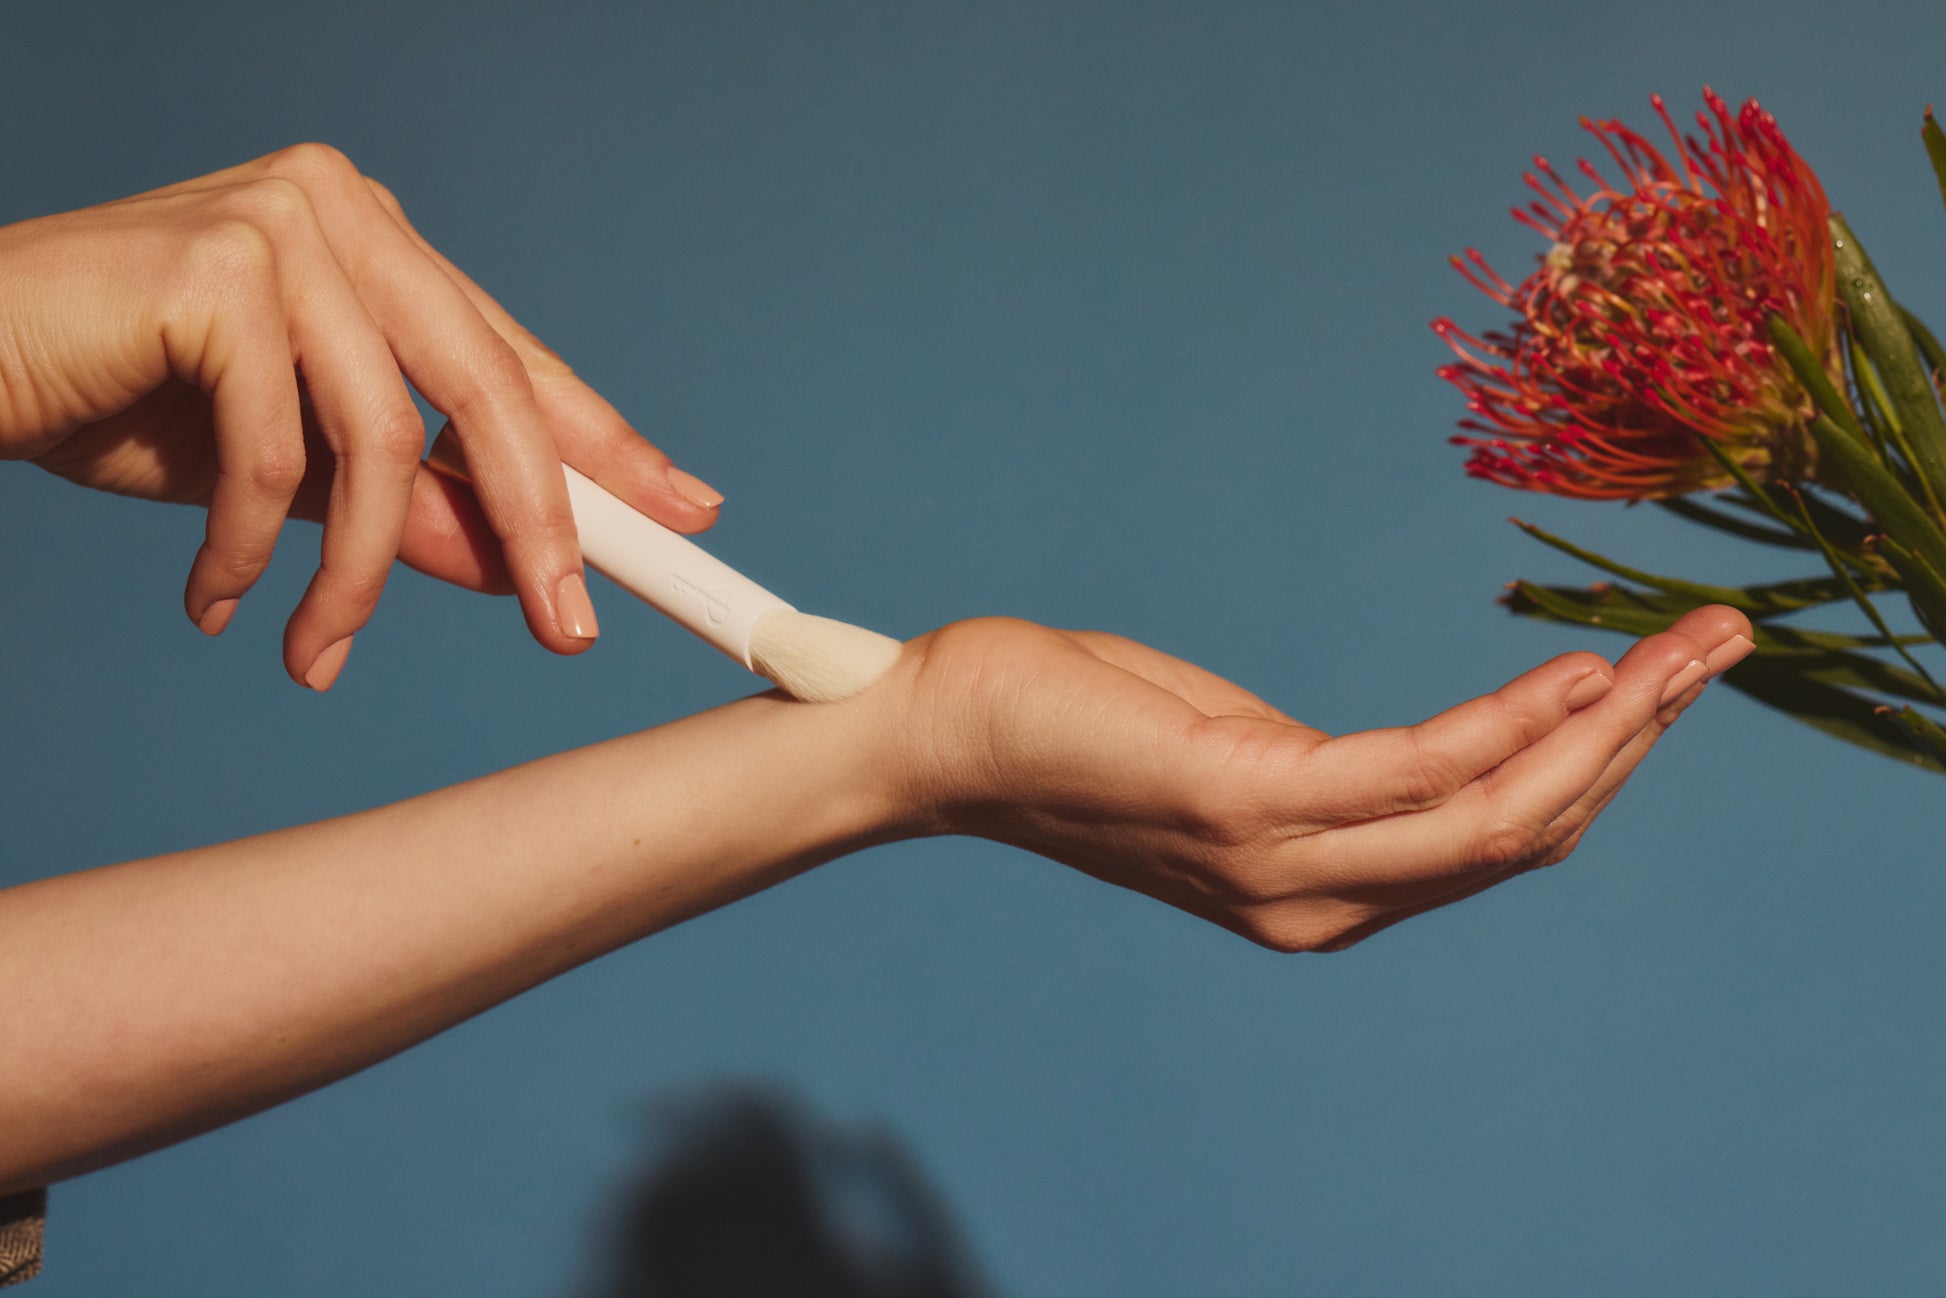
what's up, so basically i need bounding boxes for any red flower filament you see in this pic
[1433,89,1839,499]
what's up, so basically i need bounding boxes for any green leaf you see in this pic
[1847,332,1895,453]
[1503,581,1682,636]
[1719,657,1946,774]
[1747,637,1943,708]
[1889,703,1946,765]
[1505,581,1633,627]
[1846,322,1946,527]
[1805,411,1946,578]
[1781,485,1946,703]
[1512,581,1709,628]
[1925,105,1946,218]
[1655,497,1816,549]
[1748,622,1934,657]
[1876,534,1946,647]
[1767,313,1869,443]
[1507,581,1934,667]
[1508,518,1862,615]
[1901,303,1946,379]
[1830,214,1946,514]
[1695,441,1819,537]
[1509,576,1946,765]
[1721,485,1876,555]
[1890,706,1946,769]
[1693,442,1881,571]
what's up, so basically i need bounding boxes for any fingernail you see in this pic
[1705,634,1755,676]
[665,467,724,510]
[197,598,240,637]
[1658,659,1708,708]
[303,636,354,692]
[1564,670,1614,710]
[556,572,599,640]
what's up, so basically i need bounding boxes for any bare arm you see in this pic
[0,688,898,1194]
[0,607,1752,1195]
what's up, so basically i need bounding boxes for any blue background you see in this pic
[3,1,1943,1292]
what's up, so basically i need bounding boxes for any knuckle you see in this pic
[1549,835,1582,867]
[315,563,391,617]
[226,176,317,236]
[1472,815,1543,872]
[520,328,578,381]
[197,538,275,585]
[1491,688,1538,735]
[183,217,279,288]
[453,339,535,416]
[1394,766,1446,815]
[244,444,307,498]
[498,490,579,551]
[1534,821,1584,869]
[1474,690,1537,752]
[1396,729,1463,811]
[265,141,360,190]
[533,495,581,543]
[363,176,406,218]
[363,403,428,463]
[1557,649,1609,682]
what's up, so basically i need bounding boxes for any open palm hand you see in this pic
[883,607,1751,951]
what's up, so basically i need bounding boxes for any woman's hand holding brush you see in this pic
[0,143,723,688]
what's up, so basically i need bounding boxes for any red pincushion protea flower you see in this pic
[1433,89,1840,499]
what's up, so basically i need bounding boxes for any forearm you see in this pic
[0,688,904,1193]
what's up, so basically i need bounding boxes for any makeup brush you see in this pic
[427,440,903,702]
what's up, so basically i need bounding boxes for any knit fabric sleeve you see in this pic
[0,1189,44,1287]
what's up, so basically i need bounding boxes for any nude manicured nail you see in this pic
[556,572,599,640]
[1658,659,1708,708]
[1705,634,1755,675]
[665,467,724,510]
[303,636,354,692]
[1564,670,1614,710]
[197,598,239,637]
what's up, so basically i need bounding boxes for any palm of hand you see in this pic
[892,610,1743,952]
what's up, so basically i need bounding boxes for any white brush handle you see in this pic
[562,466,792,671]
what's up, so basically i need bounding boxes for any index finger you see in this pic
[232,145,600,655]
[360,177,724,534]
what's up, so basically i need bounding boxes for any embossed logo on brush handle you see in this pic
[669,574,734,626]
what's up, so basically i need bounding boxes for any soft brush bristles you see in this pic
[748,610,904,703]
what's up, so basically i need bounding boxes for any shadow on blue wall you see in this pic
[576,1088,995,1298]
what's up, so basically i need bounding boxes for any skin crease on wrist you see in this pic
[0,144,1759,1197]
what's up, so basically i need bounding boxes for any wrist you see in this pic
[847,620,1038,843]
[594,682,921,931]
